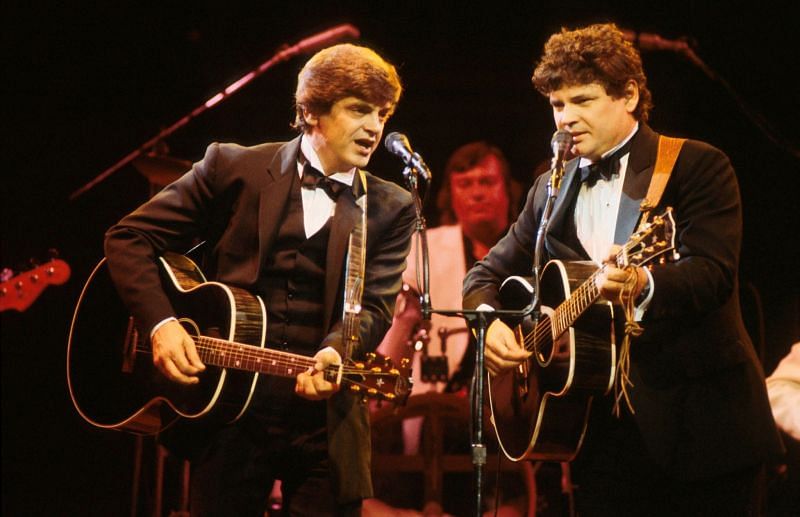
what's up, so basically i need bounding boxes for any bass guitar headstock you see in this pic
[1,258,71,312]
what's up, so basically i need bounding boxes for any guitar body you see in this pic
[488,260,617,461]
[67,253,266,434]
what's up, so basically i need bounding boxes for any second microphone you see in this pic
[384,132,432,181]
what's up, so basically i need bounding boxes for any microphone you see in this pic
[275,24,361,61]
[384,132,432,181]
[622,29,692,54]
[550,129,572,172]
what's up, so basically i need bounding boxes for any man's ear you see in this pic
[624,80,640,114]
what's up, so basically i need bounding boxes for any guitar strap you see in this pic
[615,135,685,416]
[341,170,368,361]
[636,135,686,231]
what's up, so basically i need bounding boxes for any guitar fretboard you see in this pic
[533,217,664,344]
[194,336,338,383]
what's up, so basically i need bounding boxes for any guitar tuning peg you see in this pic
[365,352,376,362]
[400,357,410,368]
[349,385,362,393]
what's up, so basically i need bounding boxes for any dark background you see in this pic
[3,2,798,515]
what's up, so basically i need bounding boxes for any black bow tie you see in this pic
[580,158,620,187]
[301,163,347,199]
[579,141,633,187]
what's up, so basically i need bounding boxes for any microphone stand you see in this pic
[68,24,360,200]
[402,165,535,516]
[531,160,566,304]
[402,165,432,319]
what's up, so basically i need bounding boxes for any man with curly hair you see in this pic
[463,23,783,514]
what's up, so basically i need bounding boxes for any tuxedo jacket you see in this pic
[105,135,415,501]
[463,124,783,479]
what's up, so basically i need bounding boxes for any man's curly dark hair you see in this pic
[532,23,653,122]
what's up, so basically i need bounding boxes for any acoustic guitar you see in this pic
[67,252,412,434]
[488,208,677,461]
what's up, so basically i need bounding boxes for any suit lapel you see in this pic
[614,125,660,244]
[545,159,586,260]
[257,136,301,272]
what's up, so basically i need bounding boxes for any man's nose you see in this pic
[467,184,486,198]
[364,112,382,134]
[559,106,578,128]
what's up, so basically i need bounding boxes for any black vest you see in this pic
[250,173,332,421]
[259,173,331,353]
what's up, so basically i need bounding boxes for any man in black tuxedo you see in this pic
[463,23,783,514]
[104,43,415,515]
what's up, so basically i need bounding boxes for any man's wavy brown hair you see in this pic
[294,44,402,131]
[532,23,653,121]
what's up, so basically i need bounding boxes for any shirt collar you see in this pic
[578,122,639,169]
[299,134,356,187]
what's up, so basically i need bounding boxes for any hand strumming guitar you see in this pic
[484,318,531,376]
[151,319,206,385]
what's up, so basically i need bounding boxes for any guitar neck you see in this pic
[194,336,340,383]
[550,270,602,338]
[548,238,642,338]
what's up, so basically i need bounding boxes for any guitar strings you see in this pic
[519,233,647,353]
[133,337,399,378]
[190,336,398,377]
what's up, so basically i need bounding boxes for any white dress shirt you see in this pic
[298,135,355,238]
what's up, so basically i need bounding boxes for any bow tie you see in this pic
[580,158,620,187]
[579,141,633,187]
[301,163,347,199]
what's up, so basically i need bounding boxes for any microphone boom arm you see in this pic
[69,24,360,200]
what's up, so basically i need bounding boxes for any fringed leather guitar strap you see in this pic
[614,135,685,416]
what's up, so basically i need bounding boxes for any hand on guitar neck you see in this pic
[594,244,650,306]
[295,347,343,401]
[153,318,343,400]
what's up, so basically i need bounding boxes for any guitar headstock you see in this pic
[0,258,71,312]
[619,208,680,268]
[345,352,413,407]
